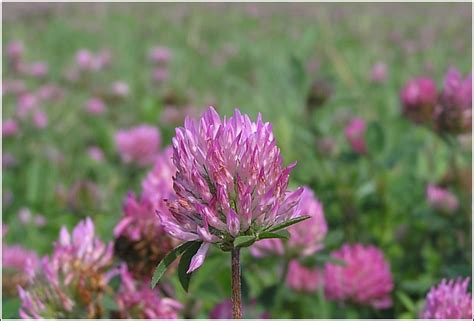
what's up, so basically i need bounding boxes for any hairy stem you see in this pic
[231,247,242,319]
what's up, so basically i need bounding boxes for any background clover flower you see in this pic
[441,68,472,108]
[2,243,39,296]
[18,257,75,319]
[75,49,110,72]
[115,125,160,166]
[85,97,106,115]
[152,67,170,83]
[209,300,233,319]
[6,41,24,72]
[436,68,472,134]
[114,147,178,279]
[158,106,304,272]
[426,184,459,214]
[209,299,270,319]
[251,186,327,257]
[7,40,24,61]
[400,77,438,124]
[18,218,114,318]
[2,79,27,97]
[87,146,105,162]
[420,277,472,319]
[16,93,39,119]
[32,109,48,129]
[286,260,322,293]
[54,217,113,280]
[161,105,196,126]
[110,80,130,99]
[114,192,176,280]
[115,264,183,319]
[149,46,172,64]
[75,49,95,70]
[36,84,64,102]
[141,146,176,210]
[3,153,17,169]
[370,62,388,84]
[25,61,48,78]
[2,118,19,137]
[345,117,367,155]
[324,243,394,309]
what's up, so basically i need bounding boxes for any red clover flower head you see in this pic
[18,218,114,318]
[286,260,322,293]
[114,147,178,279]
[426,184,459,214]
[158,107,303,272]
[420,277,472,319]
[2,244,39,296]
[149,46,172,65]
[115,264,183,319]
[400,77,438,124]
[436,68,472,134]
[2,119,19,137]
[115,125,161,166]
[324,243,394,309]
[345,117,367,154]
[141,146,176,210]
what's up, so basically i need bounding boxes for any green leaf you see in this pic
[365,121,385,154]
[178,241,202,292]
[234,235,257,248]
[258,230,290,240]
[151,241,197,289]
[266,215,311,232]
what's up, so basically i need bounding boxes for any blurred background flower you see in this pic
[114,264,182,319]
[420,278,472,319]
[345,117,367,154]
[115,125,161,166]
[426,184,459,214]
[324,244,394,309]
[400,77,438,125]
